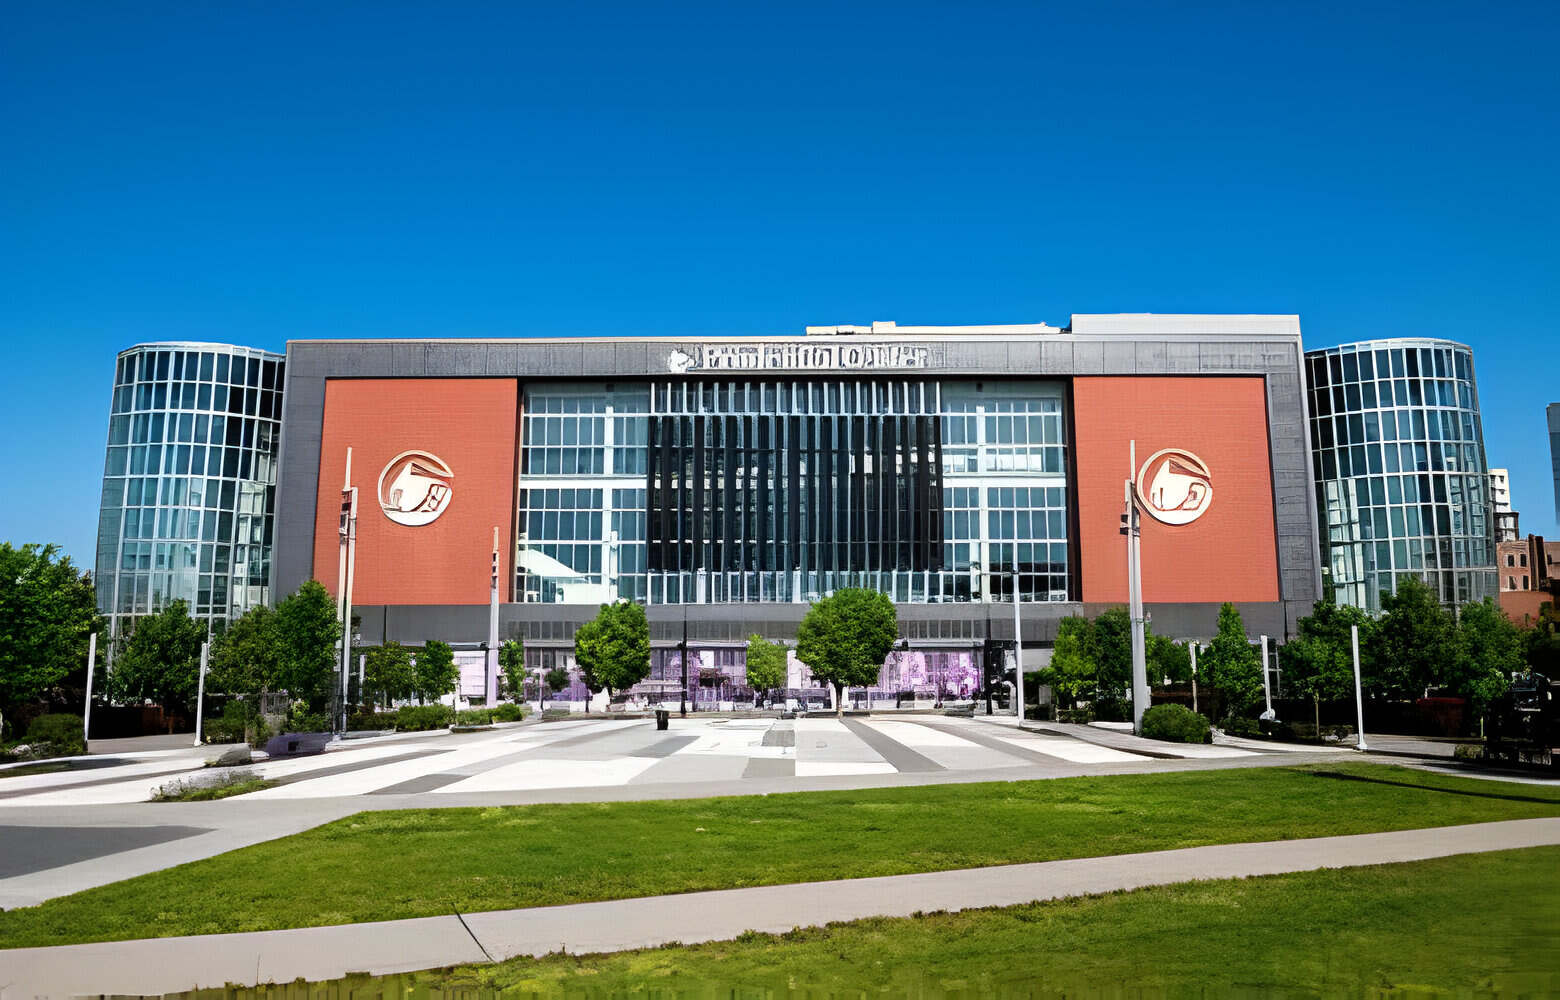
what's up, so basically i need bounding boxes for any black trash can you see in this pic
[656,709,669,731]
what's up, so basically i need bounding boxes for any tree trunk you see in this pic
[1314,695,1320,744]
[835,682,845,717]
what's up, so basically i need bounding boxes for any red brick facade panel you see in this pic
[312,378,518,606]
[1073,376,1280,604]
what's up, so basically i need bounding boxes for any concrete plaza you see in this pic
[0,713,1339,909]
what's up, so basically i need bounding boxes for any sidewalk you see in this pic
[4,817,1556,997]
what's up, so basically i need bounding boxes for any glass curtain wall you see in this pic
[516,379,1069,605]
[95,343,285,639]
[1306,339,1497,611]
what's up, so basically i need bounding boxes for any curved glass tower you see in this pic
[1306,338,1496,612]
[95,342,285,639]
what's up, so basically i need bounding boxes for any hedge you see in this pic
[24,713,86,756]
[1140,704,1211,744]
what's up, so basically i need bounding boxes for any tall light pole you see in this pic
[336,448,358,736]
[1011,564,1024,721]
[1189,642,1199,716]
[486,526,501,705]
[1351,624,1368,751]
[1125,441,1150,732]
[82,632,97,752]
[192,640,209,748]
[679,607,689,717]
[1259,635,1274,720]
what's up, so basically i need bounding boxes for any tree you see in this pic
[1452,598,1522,719]
[273,581,340,707]
[108,600,205,716]
[1371,576,1456,699]
[795,588,897,715]
[544,665,571,706]
[499,638,526,702]
[363,641,416,709]
[1201,602,1262,720]
[1527,602,1560,674]
[0,543,101,738]
[1049,615,1097,706]
[209,604,279,700]
[1092,607,1134,716]
[1148,634,1192,685]
[416,640,459,707]
[1283,598,1373,735]
[744,634,787,705]
[573,601,651,707]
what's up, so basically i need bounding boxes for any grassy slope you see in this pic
[423,847,1560,996]
[2,762,1557,948]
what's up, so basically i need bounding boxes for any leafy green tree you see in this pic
[544,665,571,705]
[1148,634,1192,685]
[1524,602,1560,674]
[1451,598,1522,718]
[744,634,788,705]
[273,581,340,707]
[209,604,279,699]
[416,639,459,706]
[1370,576,1456,699]
[1049,615,1097,706]
[0,543,101,738]
[1284,634,1353,736]
[1201,602,1262,719]
[795,588,897,715]
[363,641,416,709]
[574,601,651,707]
[108,600,205,715]
[499,638,526,701]
[1092,607,1134,715]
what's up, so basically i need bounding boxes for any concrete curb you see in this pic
[4,817,1557,998]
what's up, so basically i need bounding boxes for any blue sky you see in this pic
[3,1,1557,567]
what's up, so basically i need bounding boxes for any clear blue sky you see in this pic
[3,1,1557,567]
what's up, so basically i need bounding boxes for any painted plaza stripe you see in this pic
[858,720,1028,771]
[629,736,700,759]
[901,719,1118,768]
[433,756,660,793]
[840,718,942,773]
[741,757,796,778]
[990,733,1148,764]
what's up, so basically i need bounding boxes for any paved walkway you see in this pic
[3,817,1555,997]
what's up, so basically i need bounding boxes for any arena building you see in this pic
[266,315,1321,706]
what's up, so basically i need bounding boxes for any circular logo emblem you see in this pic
[1136,449,1213,525]
[378,451,453,526]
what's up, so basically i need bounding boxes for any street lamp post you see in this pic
[1012,565,1024,721]
[1124,441,1150,733]
[679,609,688,717]
[336,448,359,737]
[192,641,209,748]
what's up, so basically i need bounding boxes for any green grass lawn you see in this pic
[2,762,1557,949]
[403,847,1560,997]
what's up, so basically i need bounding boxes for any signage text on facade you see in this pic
[668,342,932,373]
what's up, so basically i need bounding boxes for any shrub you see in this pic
[1220,716,1261,738]
[492,703,526,722]
[284,700,330,733]
[1453,743,1483,762]
[456,708,496,727]
[151,769,275,802]
[24,714,85,756]
[395,704,453,731]
[1056,707,1094,724]
[203,702,251,744]
[347,711,399,731]
[1140,704,1211,744]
